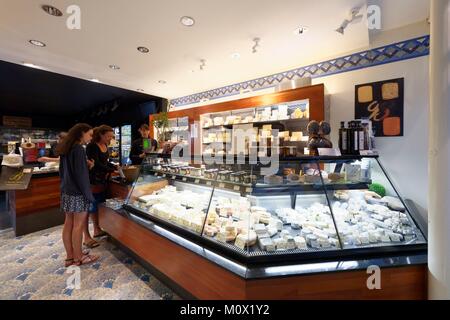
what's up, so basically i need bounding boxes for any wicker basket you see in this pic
[122,166,140,183]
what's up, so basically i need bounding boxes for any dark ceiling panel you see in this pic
[0,60,161,117]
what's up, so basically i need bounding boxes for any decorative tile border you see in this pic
[171,35,430,108]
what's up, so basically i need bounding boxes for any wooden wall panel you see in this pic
[14,176,60,216]
[99,206,246,299]
[150,84,325,141]
[245,265,427,300]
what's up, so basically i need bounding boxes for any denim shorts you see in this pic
[88,191,106,214]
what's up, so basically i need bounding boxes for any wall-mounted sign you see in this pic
[355,78,404,137]
[2,116,32,128]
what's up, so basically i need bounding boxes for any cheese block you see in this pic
[264,175,283,185]
[319,238,331,248]
[259,212,272,225]
[268,227,278,237]
[258,238,276,252]
[294,236,307,250]
[253,224,267,235]
[286,237,296,250]
[274,238,287,250]
[269,219,283,232]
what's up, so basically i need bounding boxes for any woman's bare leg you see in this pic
[91,213,103,236]
[83,214,96,244]
[62,213,74,260]
[73,212,88,261]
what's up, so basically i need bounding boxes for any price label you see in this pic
[233,185,240,191]
[246,188,253,193]
[219,183,225,189]
[171,175,176,180]
[206,181,212,186]
[162,174,166,178]
[182,177,187,182]
[195,179,200,184]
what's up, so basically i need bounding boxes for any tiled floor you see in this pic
[0,225,179,300]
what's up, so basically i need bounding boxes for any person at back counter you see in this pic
[129,124,158,165]
[37,132,68,163]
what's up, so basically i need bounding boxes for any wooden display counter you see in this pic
[99,206,427,300]
[5,172,63,236]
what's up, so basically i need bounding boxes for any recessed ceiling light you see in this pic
[231,52,241,59]
[180,16,195,27]
[109,64,120,70]
[90,78,101,83]
[137,46,150,54]
[293,26,309,35]
[158,80,167,84]
[22,62,42,69]
[41,5,63,17]
[29,39,46,47]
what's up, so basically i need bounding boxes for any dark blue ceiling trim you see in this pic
[170,35,430,108]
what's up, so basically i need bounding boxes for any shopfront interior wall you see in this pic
[312,56,430,219]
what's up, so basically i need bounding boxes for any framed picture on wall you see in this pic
[355,78,404,137]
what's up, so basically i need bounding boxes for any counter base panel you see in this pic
[12,206,64,237]
[7,175,63,237]
[99,206,427,300]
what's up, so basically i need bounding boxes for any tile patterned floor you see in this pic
[0,225,179,300]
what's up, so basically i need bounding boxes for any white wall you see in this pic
[312,56,430,218]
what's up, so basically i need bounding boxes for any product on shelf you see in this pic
[264,175,283,185]
[213,117,225,126]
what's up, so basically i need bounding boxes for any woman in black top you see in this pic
[58,123,99,267]
[84,125,117,248]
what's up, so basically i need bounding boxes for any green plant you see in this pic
[151,112,169,142]
[369,183,386,198]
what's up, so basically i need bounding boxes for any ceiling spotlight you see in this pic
[22,62,42,69]
[293,26,309,35]
[109,64,120,70]
[199,59,206,71]
[180,16,195,27]
[252,38,260,54]
[158,80,167,84]
[41,4,63,17]
[231,52,241,59]
[90,78,101,83]
[137,46,150,53]
[29,39,46,47]
[336,7,363,35]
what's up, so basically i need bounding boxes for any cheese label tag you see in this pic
[219,183,225,189]
[182,177,187,182]
[195,179,200,184]
[233,185,240,191]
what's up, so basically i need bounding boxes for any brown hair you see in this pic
[56,123,92,155]
[93,125,113,143]
[140,124,149,131]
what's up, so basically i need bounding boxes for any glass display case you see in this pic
[123,154,427,264]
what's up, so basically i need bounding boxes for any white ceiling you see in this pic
[0,0,429,100]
